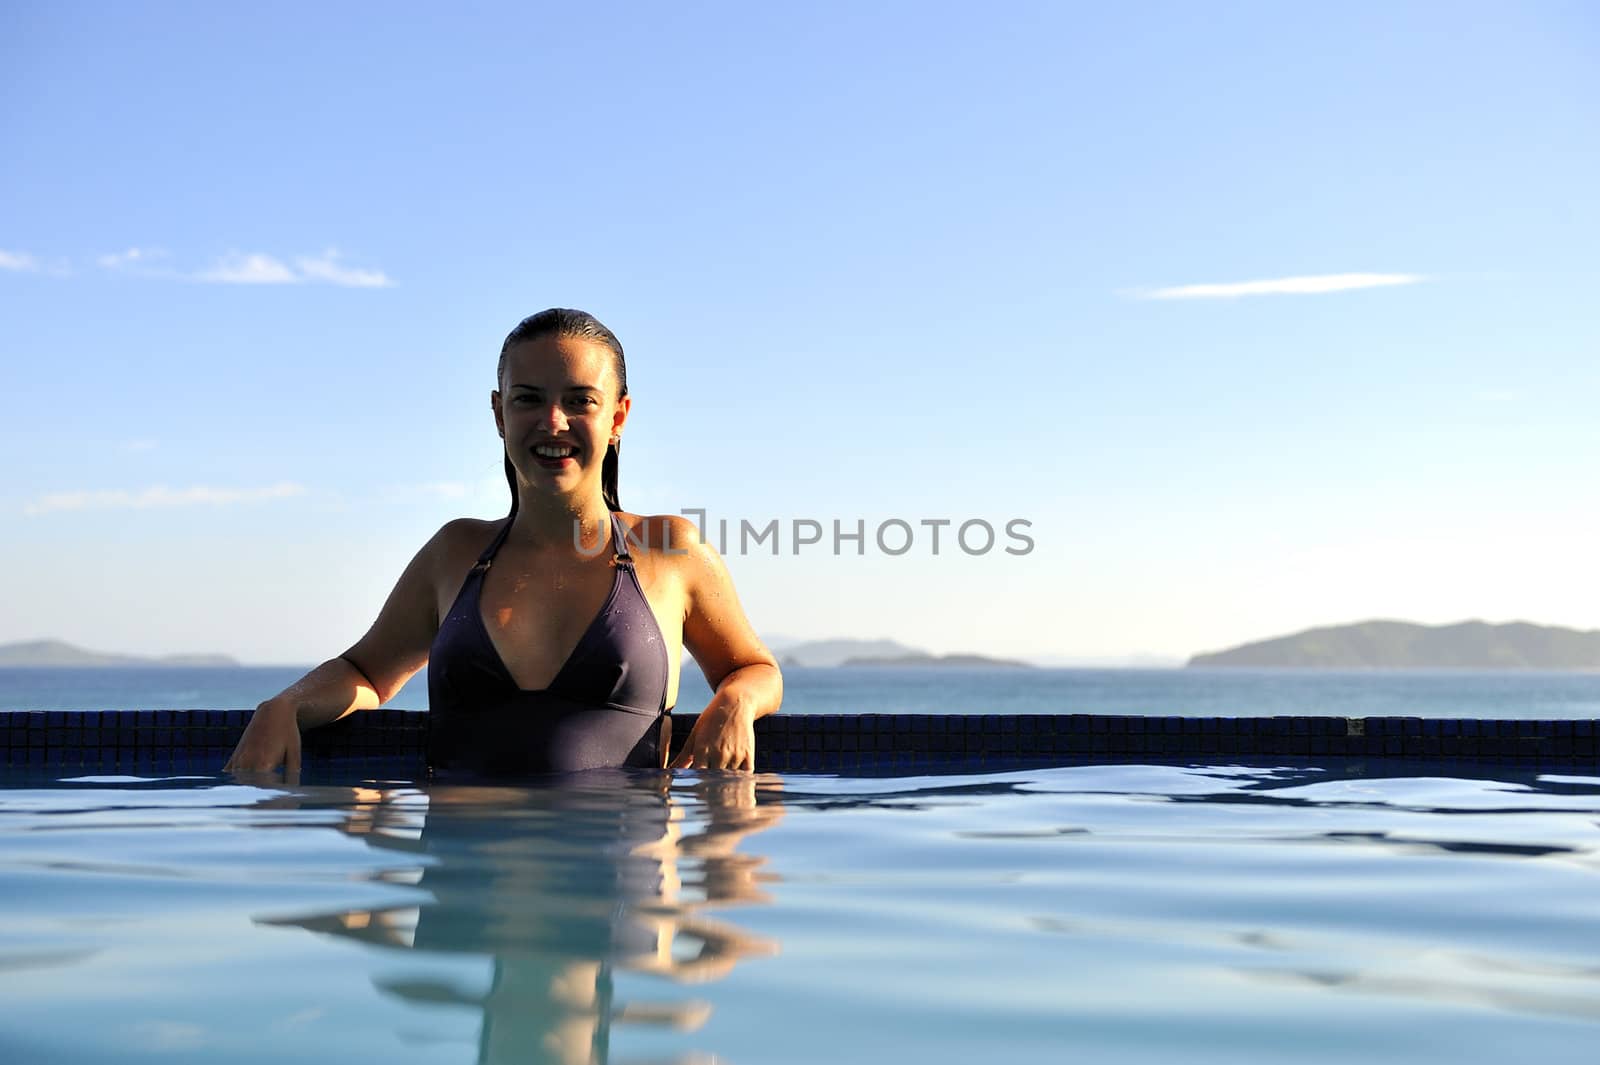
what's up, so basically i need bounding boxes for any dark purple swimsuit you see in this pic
[427,512,671,777]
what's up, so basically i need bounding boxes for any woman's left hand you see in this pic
[669,700,756,771]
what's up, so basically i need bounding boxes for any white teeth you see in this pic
[535,445,575,458]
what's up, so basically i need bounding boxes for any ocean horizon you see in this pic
[3,664,1599,720]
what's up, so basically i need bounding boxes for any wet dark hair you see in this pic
[497,308,628,515]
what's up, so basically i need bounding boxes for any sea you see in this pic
[3,664,1600,718]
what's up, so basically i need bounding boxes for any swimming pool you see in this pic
[5,757,1599,1063]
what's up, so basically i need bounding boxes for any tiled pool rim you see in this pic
[3,710,1597,773]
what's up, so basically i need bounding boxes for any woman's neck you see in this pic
[507,494,614,555]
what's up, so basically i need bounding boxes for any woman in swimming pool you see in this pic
[223,308,782,777]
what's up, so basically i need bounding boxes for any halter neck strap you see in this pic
[608,512,636,567]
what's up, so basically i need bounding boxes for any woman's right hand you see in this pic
[223,700,302,775]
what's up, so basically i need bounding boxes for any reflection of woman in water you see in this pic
[226,308,781,778]
[263,772,783,1064]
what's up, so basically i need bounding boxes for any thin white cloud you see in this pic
[1,249,40,272]
[295,249,394,288]
[23,482,306,517]
[195,248,394,287]
[1134,272,1427,300]
[195,252,300,285]
[97,247,171,273]
[42,246,396,286]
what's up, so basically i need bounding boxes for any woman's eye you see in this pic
[568,396,598,409]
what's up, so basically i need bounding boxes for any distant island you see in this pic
[841,653,1032,668]
[776,638,923,668]
[1188,620,1600,669]
[774,638,1030,669]
[0,639,239,668]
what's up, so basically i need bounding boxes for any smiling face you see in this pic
[493,334,630,503]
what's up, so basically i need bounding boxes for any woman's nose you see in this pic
[537,403,569,431]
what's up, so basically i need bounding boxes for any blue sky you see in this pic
[2,2,1596,665]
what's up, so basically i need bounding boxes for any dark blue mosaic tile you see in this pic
[9,709,1600,772]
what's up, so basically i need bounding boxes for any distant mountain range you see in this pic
[772,639,1031,669]
[1189,620,1600,669]
[13,622,1593,672]
[0,639,239,668]
[772,638,920,668]
[841,653,1032,668]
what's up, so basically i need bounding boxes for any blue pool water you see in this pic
[4,762,1600,1063]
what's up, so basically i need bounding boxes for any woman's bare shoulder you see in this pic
[435,515,505,541]
[616,512,706,561]
[425,516,507,573]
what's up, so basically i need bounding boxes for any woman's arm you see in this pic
[222,523,455,774]
[221,656,379,775]
[666,517,783,771]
